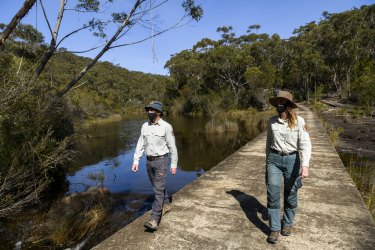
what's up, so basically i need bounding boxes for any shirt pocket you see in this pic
[143,130,151,144]
[286,127,299,142]
[154,129,166,146]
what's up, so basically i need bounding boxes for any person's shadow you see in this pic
[226,190,269,235]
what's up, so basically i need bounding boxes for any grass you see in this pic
[311,102,329,114]
[319,118,344,146]
[31,189,111,248]
[204,108,274,134]
[342,154,375,221]
[78,114,124,127]
[205,119,239,134]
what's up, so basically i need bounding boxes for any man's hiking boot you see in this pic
[162,203,172,216]
[267,231,279,244]
[281,226,293,236]
[144,220,158,231]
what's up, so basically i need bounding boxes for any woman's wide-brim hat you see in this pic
[269,90,297,109]
[145,101,163,114]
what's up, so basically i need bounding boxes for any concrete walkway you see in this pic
[93,107,375,250]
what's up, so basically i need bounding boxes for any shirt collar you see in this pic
[277,117,288,124]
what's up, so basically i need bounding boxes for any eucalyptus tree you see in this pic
[205,44,254,108]
[311,7,373,98]
[286,31,326,102]
[165,49,207,113]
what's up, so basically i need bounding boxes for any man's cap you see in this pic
[145,101,163,113]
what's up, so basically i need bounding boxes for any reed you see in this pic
[205,119,239,134]
[345,155,375,221]
[321,120,344,146]
[311,102,328,114]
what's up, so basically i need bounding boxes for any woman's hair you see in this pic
[286,106,297,129]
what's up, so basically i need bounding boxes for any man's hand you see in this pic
[170,167,177,175]
[301,166,309,178]
[132,163,138,173]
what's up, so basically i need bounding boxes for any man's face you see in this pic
[146,108,160,122]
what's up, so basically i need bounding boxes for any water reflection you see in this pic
[67,116,261,196]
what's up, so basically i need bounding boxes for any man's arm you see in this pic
[132,126,145,173]
[166,124,178,174]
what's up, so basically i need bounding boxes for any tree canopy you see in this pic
[164,5,375,114]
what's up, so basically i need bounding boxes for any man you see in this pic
[132,101,178,231]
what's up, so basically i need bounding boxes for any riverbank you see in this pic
[311,98,375,220]
[317,99,375,159]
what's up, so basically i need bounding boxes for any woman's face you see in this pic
[276,99,288,114]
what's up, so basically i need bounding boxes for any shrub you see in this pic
[0,73,74,218]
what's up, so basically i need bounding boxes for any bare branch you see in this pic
[72,80,88,90]
[55,20,112,49]
[39,0,53,37]
[110,15,188,49]
[60,44,105,54]
[132,0,168,18]
[64,8,106,13]
[35,0,66,76]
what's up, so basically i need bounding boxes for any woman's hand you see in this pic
[301,166,309,178]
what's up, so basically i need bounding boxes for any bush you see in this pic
[0,73,74,218]
[322,121,344,146]
[311,102,328,114]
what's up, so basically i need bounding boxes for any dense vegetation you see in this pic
[43,53,171,118]
[164,5,375,114]
[0,28,171,118]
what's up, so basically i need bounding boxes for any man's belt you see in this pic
[147,154,168,161]
[270,148,297,156]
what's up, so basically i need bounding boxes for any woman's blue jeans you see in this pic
[266,151,301,232]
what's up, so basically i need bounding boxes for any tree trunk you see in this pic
[58,0,144,96]
[35,0,66,77]
[0,0,37,47]
[332,68,341,97]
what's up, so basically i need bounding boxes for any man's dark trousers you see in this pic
[147,156,170,222]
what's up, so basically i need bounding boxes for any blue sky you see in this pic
[1,0,373,75]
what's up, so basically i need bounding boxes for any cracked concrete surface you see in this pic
[93,107,375,250]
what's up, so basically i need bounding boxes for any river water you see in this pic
[1,115,266,249]
[68,115,260,195]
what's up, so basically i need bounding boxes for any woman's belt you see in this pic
[270,148,297,156]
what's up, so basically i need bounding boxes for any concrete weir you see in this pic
[93,107,375,250]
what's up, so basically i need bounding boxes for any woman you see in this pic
[265,90,312,244]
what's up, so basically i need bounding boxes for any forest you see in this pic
[164,5,374,114]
